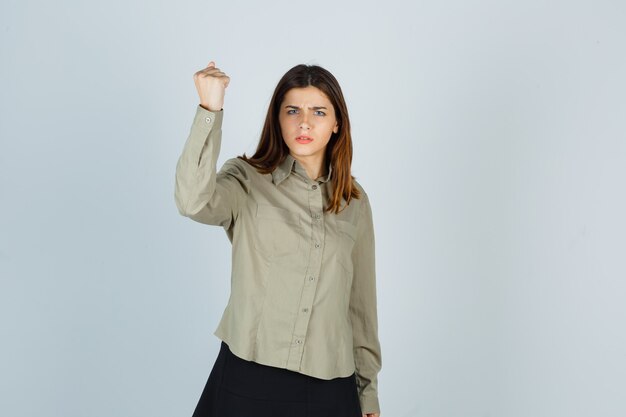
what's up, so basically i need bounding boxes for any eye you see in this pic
[287,109,298,115]
[315,110,326,116]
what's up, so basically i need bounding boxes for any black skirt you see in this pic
[191,340,363,417]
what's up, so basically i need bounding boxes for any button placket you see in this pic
[286,180,326,371]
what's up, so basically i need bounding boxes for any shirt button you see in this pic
[302,308,309,313]
[296,339,302,344]
[314,243,320,248]
[205,116,211,123]
[312,184,318,190]
[308,276,315,282]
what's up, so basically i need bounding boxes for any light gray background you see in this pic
[1,1,625,416]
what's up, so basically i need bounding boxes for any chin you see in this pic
[293,149,319,157]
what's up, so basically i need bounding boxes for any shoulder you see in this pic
[222,156,252,173]
[349,179,372,224]
[218,157,254,185]
[352,178,370,203]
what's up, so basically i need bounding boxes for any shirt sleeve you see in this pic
[174,105,250,230]
[349,191,382,415]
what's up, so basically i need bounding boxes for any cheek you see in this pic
[279,117,295,132]
[324,121,337,136]
[278,119,290,136]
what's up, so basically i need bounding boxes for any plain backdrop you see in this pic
[1,1,625,416]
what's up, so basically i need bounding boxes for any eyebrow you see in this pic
[284,105,327,110]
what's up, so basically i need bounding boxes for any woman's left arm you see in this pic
[349,191,382,416]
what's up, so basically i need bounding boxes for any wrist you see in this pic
[200,103,222,112]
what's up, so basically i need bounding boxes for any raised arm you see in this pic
[174,61,250,230]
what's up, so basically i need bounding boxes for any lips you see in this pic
[296,135,313,144]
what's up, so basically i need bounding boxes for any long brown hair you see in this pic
[237,64,361,214]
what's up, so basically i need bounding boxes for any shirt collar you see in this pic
[271,153,333,186]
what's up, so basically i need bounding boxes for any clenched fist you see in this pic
[193,61,230,112]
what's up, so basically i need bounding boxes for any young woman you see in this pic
[174,61,382,417]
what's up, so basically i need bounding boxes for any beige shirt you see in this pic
[174,105,382,414]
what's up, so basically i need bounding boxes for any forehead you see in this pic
[282,86,332,105]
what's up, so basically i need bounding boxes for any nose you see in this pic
[299,112,311,130]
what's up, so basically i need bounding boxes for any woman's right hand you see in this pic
[193,61,230,111]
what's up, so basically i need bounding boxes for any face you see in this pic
[278,86,339,164]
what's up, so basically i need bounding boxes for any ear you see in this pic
[333,122,339,134]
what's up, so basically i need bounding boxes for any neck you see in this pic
[292,153,326,181]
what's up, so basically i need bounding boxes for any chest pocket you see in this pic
[253,203,302,258]
[336,219,358,273]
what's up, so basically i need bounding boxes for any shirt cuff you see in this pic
[193,104,224,132]
[360,394,380,415]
